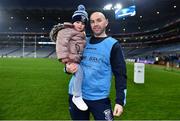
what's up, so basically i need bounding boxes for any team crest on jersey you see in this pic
[104,109,113,121]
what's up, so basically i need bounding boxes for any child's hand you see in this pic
[66,63,78,74]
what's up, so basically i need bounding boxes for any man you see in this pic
[66,12,127,120]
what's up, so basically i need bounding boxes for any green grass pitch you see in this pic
[0,58,180,120]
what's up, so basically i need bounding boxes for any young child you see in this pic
[50,5,88,111]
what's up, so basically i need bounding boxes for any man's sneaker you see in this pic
[72,96,88,111]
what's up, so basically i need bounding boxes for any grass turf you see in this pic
[0,58,180,120]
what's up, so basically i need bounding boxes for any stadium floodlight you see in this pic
[113,3,122,10]
[115,5,136,19]
[103,4,113,10]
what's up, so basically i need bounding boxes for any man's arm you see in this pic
[110,42,127,116]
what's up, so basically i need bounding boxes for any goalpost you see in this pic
[22,35,37,58]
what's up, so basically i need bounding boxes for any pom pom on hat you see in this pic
[72,5,88,24]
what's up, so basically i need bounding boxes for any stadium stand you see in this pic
[0,1,179,68]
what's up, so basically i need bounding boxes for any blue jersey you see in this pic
[69,37,117,100]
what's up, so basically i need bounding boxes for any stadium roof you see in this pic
[0,0,179,33]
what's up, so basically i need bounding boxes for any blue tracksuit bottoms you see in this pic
[68,95,113,120]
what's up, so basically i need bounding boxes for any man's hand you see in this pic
[66,63,78,74]
[113,104,123,117]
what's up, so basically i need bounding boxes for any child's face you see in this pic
[73,21,85,32]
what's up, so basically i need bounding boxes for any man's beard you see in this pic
[93,28,106,37]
